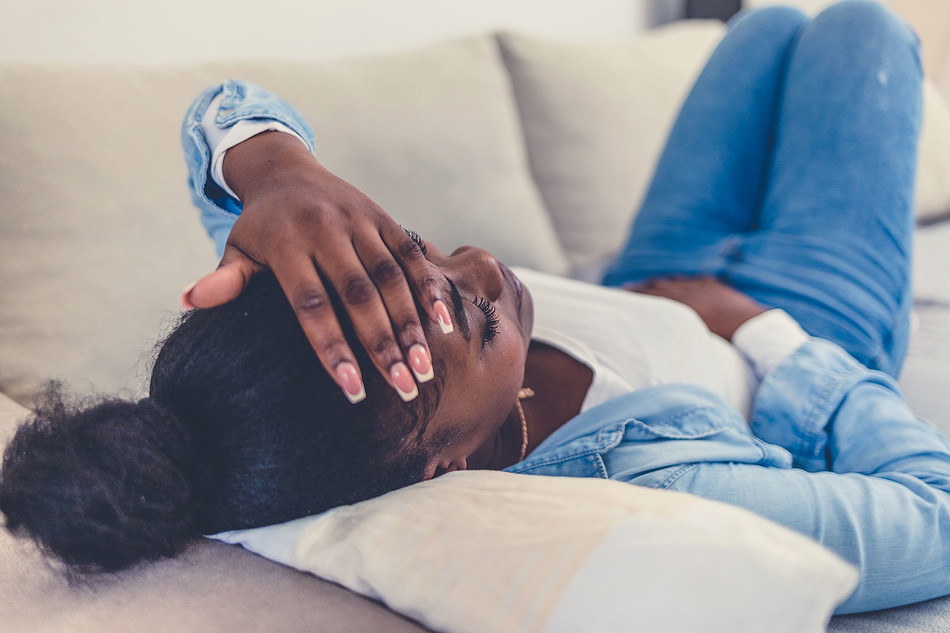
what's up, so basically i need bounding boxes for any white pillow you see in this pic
[213,471,857,633]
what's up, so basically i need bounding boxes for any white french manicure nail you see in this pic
[390,362,419,402]
[409,344,434,383]
[337,362,366,404]
[434,300,454,334]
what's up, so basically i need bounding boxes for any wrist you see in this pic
[721,305,769,342]
[222,131,322,202]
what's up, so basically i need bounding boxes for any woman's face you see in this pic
[414,240,534,477]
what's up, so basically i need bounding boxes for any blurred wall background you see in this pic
[0,0,688,63]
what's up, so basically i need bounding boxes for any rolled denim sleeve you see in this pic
[655,340,950,613]
[181,80,316,254]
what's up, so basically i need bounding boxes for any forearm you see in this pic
[179,80,446,404]
[748,339,950,475]
[681,339,950,612]
[181,80,317,254]
[664,459,950,613]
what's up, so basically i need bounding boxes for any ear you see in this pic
[427,456,468,480]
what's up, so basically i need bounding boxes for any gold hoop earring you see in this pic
[515,387,535,461]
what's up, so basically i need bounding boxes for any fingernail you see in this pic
[434,300,454,334]
[336,362,366,404]
[408,344,434,383]
[390,362,418,401]
[181,281,198,310]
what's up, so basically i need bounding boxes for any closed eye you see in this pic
[472,296,499,347]
[445,277,471,342]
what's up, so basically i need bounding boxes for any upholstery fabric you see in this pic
[2,21,950,633]
[216,470,856,633]
[0,392,430,632]
[499,22,726,272]
[0,35,566,407]
[500,21,950,280]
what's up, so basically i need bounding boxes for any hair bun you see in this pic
[0,387,198,573]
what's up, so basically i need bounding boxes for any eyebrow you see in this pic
[445,277,471,342]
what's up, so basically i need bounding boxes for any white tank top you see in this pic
[516,268,801,419]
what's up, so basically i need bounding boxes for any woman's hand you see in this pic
[182,131,453,403]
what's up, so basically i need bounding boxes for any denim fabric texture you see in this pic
[182,0,947,616]
[602,1,922,378]
[181,80,316,256]
[507,339,950,614]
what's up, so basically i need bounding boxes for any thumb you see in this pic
[181,248,263,310]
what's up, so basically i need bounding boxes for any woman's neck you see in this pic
[520,340,593,454]
[468,340,592,470]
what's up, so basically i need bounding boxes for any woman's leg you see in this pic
[606,0,922,377]
[723,0,922,376]
[603,6,809,284]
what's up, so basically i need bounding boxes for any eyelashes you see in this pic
[402,227,499,347]
[401,226,427,256]
[473,296,499,346]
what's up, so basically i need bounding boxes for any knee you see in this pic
[812,0,919,50]
[728,5,809,39]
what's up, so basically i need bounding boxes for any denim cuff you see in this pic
[749,339,867,471]
[181,80,317,254]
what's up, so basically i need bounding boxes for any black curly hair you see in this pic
[0,272,446,573]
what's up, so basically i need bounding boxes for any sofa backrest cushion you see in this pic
[500,21,950,279]
[499,22,726,276]
[0,35,566,406]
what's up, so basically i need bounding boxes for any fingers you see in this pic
[270,255,370,403]
[271,238,438,404]
[182,247,262,310]
[188,223,449,406]
[199,136,447,404]
[382,222,454,335]
[355,229,441,383]
[308,234,438,403]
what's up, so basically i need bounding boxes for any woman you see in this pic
[1,0,944,614]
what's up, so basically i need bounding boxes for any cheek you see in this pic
[426,325,527,448]
[499,320,529,380]
[481,329,528,411]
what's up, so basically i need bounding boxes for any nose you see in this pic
[445,246,505,301]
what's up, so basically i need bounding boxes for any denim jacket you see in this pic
[505,339,950,614]
[182,80,316,256]
[183,80,950,615]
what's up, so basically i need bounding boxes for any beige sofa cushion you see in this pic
[916,80,950,224]
[0,35,566,406]
[499,22,725,274]
[501,20,950,279]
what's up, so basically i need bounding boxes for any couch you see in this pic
[2,19,950,632]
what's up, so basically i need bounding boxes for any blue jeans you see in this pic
[563,1,950,613]
[184,5,945,612]
[603,0,922,378]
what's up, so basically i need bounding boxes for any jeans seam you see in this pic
[657,464,702,490]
